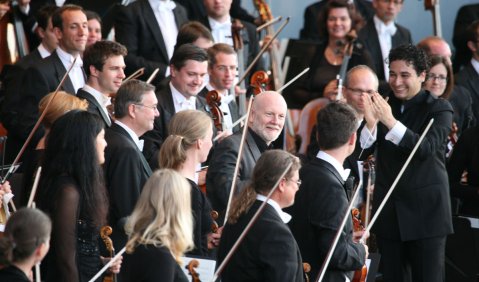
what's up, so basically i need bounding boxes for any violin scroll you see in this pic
[205,90,224,132]
[186,259,201,282]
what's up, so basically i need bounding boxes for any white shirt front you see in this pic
[56,47,85,93]
[374,15,397,81]
[148,0,178,61]
[208,16,233,46]
[82,84,112,123]
[170,82,197,113]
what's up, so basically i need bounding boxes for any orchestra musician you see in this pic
[358,0,412,94]
[85,10,102,48]
[158,110,219,257]
[198,43,241,135]
[37,110,122,282]
[175,21,214,51]
[360,44,453,282]
[77,40,127,128]
[289,102,368,281]
[417,36,475,137]
[0,208,51,282]
[217,149,304,282]
[206,91,287,220]
[293,0,374,109]
[114,0,188,83]
[141,43,209,170]
[121,169,194,282]
[103,79,157,251]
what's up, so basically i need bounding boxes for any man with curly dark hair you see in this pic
[360,44,453,282]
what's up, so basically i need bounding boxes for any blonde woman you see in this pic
[121,169,193,282]
[159,110,217,256]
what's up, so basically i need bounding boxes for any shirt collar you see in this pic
[115,120,144,151]
[248,127,270,153]
[170,82,196,109]
[56,46,83,67]
[471,58,479,75]
[37,43,51,59]
[373,15,397,36]
[208,16,232,30]
[316,151,350,181]
[82,84,111,107]
[256,194,292,223]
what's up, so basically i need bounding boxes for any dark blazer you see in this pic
[299,0,374,41]
[206,129,261,214]
[456,62,479,121]
[199,16,260,71]
[362,91,454,241]
[76,88,112,127]
[289,158,366,281]
[452,4,479,72]
[217,200,305,282]
[357,19,413,82]
[141,81,208,169]
[114,0,188,83]
[449,85,476,135]
[104,123,153,249]
[198,87,240,133]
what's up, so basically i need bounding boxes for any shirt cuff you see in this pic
[385,121,406,145]
[360,125,376,149]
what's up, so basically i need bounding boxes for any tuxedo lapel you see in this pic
[51,52,75,94]
[77,89,112,127]
[245,132,262,162]
[141,0,169,62]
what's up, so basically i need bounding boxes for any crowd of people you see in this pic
[0,0,478,281]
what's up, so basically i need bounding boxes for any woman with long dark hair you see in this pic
[37,110,119,282]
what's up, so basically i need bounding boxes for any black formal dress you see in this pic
[0,265,30,282]
[77,88,112,128]
[186,178,214,257]
[290,40,374,109]
[361,90,454,282]
[38,176,102,282]
[289,157,366,281]
[217,200,305,282]
[447,126,479,217]
[104,123,153,250]
[456,62,479,122]
[205,128,265,217]
[141,81,208,170]
[114,0,188,83]
[121,245,188,282]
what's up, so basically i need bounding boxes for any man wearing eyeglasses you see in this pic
[104,79,159,251]
[358,0,412,94]
[360,44,453,282]
[289,102,369,281]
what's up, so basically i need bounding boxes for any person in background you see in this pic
[0,208,51,282]
[85,10,102,47]
[121,169,194,282]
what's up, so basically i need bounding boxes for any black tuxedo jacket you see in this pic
[357,20,412,82]
[449,85,476,135]
[289,158,366,281]
[141,81,208,169]
[206,129,261,214]
[104,123,152,249]
[456,62,479,121]
[198,87,240,133]
[76,88,112,127]
[453,4,479,71]
[114,0,188,82]
[362,91,454,241]
[217,200,305,282]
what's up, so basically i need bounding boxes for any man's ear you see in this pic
[467,40,477,53]
[349,131,357,146]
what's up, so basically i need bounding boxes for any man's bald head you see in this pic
[249,91,288,145]
[417,36,452,64]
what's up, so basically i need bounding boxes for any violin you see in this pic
[351,209,367,282]
[205,90,224,132]
[211,210,219,233]
[303,262,311,282]
[249,70,269,95]
[186,259,201,282]
[100,226,116,282]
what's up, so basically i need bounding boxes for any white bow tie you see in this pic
[379,23,397,36]
[211,20,231,31]
[158,0,176,12]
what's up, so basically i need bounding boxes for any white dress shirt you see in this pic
[148,0,178,61]
[82,84,112,123]
[374,15,397,81]
[56,47,85,93]
[256,194,292,223]
[115,120,144,151]
[170,82,197,113]
[208,16,233,46]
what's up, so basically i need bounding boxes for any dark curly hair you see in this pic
[317,0,364,40]
[388,44,430,76]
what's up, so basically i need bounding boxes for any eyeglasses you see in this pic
[285,178,302,186]
[347,88,377,96]
[134,103,158,111]
[379,0,403,5]
[427,74,447,83]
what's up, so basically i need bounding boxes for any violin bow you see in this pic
[89,246,126,282]
[359,118,435,243]
[26,166,42,208]
[236,17,290,86]
[212,163,293,282]
[223,97,254,226]
[1,57,77,184]
[315,179,363,282]
[256,16,282,32]
[276,67,310,94]
[146,68,159,84]
[122,67,145,84]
